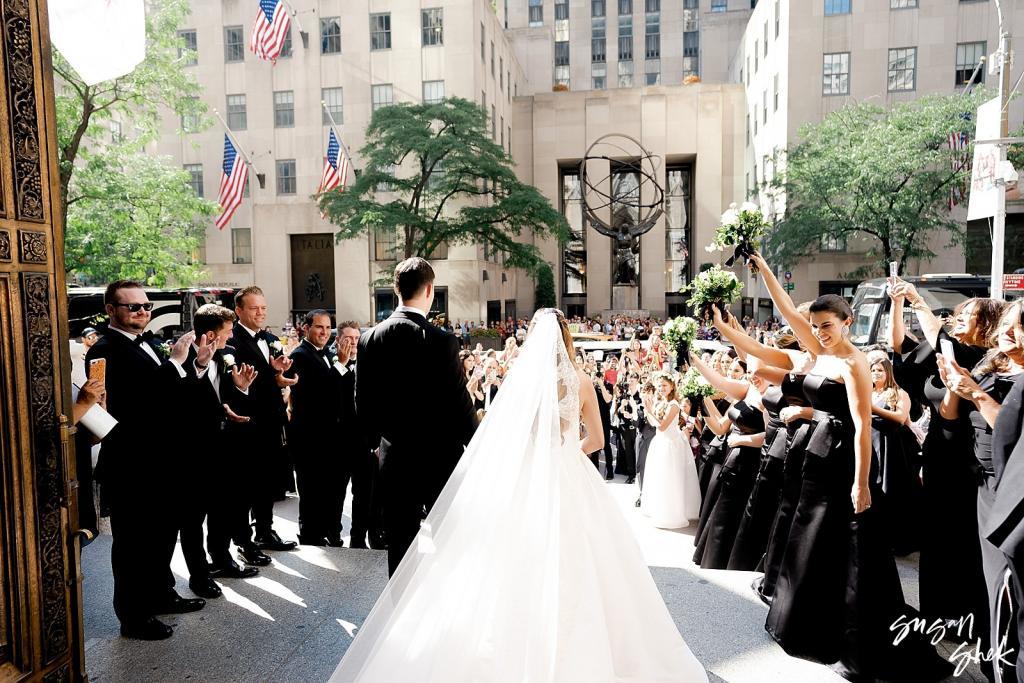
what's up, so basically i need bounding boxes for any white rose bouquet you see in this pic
[684,265,744,321]
[662,316,699,367]
[705,201,770,270]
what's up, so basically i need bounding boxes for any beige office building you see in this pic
[735,0,1024,306]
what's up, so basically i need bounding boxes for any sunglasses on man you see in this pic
[112,302,155,312]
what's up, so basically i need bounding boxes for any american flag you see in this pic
[316,129,351,196]
[216,134,248,230]
[250,0,290,62]
[948,130,971,209]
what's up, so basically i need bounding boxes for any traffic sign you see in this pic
[1004,274,1024,291]
[784,282,795,292]
[784,271,792,281]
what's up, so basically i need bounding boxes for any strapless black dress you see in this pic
[870,395,923,556]
[766,374,948,681]
[693,399,764,569]
[758,374,810,600]
[728,385,786,570]
[696,399,730,503]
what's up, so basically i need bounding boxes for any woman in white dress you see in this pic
[640,376,702,529]
[330,309,708,683]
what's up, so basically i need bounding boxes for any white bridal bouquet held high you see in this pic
[705,201,771,270]
[662,316,699,369]
[684,265,744,322]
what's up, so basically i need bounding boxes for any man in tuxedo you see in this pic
[357,258,478,575]
[334,320,384,549]
[182,304,260,595]
[86,281,205,640]
[229,286,298,566]
[285,309,346,546]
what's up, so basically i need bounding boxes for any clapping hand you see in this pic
[275,371,299,388]
[170,331,195,364]
[270,354,293,373]
[195,334,214,367]
[223,404,251,423]
[231,363,258,392]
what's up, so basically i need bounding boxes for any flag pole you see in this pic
[212,107,258,281]
[320,100,356,163]
[280,0,308,48]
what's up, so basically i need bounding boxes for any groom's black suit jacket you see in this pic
[228,324,287,446]
[286,339,342,437]
[356,310,477,499]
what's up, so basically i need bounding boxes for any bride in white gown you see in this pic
[330,309,708,683]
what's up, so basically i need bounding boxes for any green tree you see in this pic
[64,145,216,286]
[319,98,569,273]
[535,262,556,309]
[765,92,985,278]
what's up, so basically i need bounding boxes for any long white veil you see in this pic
[330,311,575,682]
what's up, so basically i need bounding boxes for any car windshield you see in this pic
[850,282,985,347]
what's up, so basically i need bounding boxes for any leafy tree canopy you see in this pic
[319,97,569,274]
[535,261,556,309]
[765,91,986,279]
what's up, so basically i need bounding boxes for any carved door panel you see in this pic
[0,0,85,682]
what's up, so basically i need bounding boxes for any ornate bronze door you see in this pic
[0,0,86,681]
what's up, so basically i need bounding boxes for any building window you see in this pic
[612,165,640,273]
[178,29,197,65]
[273,91,294,128]
[645,13,660,59]
[763,21,769,55]
[224,26,244,62]
[887,47,917,92]
[820,234,847,252]
[711,0,726,11]
[555,41,570,66]
[754,106,758,134]
[619,0,632,14]
[372,84,393,112]
[891,0,917,7]
[184,164,203,197]
[593,63,607,89]
[773,74,779,110]
[181,96,200,133]
[683,31,698,58]
[956,41,986,85]
[754,40,759,71]
[321,17,341,54]
[593,0,606,16]
[529,0,543,26]
[822,52,850,95]
[376,164,397,193]
[374,228,397,260]
[491,105,496,139]
[500,118,505,147]
[422,8,443,46]
[322,87,343,124]
[481,22,486,60]
[618,17,633,60]
[824,0,851,14]
[370,13,391,50]
[775,0,780,36]
[562,172,586,295]
[423,80,445,104]
[500,57,504,89]
[762,90,767,123]
[232,228,252,264]
[646,60,660,85]
[491,41,496,76]
[665,167,690,292]
[192,235,206,265]
[276,160,296,195]
[226,94,247,130]
[745,113,750,146]
[592,18,606,62]
[556,0,569,20]
[618,59,634,87]
[746,57,750,85]
[279,27,293,58]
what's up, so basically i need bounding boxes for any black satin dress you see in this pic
[896,333,989,633]
[696,398,730,503]
[758,374,811,601]
[765,374,948,681]
[693,399,765,569]
[870,394,923,556]
[727,386,785,570]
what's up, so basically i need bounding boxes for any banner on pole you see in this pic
[967,96,1001,221]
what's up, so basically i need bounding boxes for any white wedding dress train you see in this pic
[330,313,708,682]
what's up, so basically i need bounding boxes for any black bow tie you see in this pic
[135,331,155,345]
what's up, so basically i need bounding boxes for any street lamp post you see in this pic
[991,0,1011,299]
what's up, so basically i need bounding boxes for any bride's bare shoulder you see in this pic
[576,367,596,402]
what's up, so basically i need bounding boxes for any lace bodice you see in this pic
[558,355,581,442]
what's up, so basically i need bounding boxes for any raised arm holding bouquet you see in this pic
[706,202,771,270]
[684,265,744,323]
[663,316,699,369]
[688,351,750,403]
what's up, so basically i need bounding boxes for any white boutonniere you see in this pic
[222,354,236,368]
[331,355,339,365]
[271,340,284,353]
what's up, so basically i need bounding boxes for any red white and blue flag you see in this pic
[316,129,351,196]
[250,0,290,62]
[216,134,248,230]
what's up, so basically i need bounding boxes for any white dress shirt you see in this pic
[109,326,186,377]
[239,322,270,363]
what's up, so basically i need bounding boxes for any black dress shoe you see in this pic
[625,476,636,484]
[349,539,368,549]
[120,617,173,640]
[155,594,206,614]
[605,473,614,481]
[189,577,223,599]
[368,536,388,550]
[324,537,346,547]
[297,535,328,546]
[209,559,258,579]
[255,530,298,551]
[238,547,272,566]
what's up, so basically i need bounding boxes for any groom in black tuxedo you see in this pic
[357,258,478,575]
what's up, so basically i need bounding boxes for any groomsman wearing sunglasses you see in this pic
[86,280,206,640]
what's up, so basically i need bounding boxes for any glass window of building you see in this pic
[422,8,443,46]
[664,167,690,293]
[376,164,398,193]
[592,0,606,16]
[227,94,247,130]
[276,159,296,195]
[481,22,486,60]
[645,0,660,10]
[374,228,397,260]
[322,87,344,124]
[491,41,496,76]
[562,172,586,295]
[683,30,698,58]
[754,40,759,71]
[592,63,607,89]
[618,0,632,15]
[224,26,244,62]
[711,0,726,11]
[555,41,570,66]
[529,0,543,26]
[956,42,986,85]
[891,0,917,7]
[184,164,203,197]
[556,0,569,20]
[762,90,768,123]
[321,17,341,54]
[370,13,391,50]
[746,113,750,146]
[178,29,197,65]
[824,0,851,15]
[181,96,200,133]
[645,13,660,59]
[110,120,123,142]
[820,234,846,252]
[372,84,394,112]
[273,90,294,128]
[592,18,606,62]
[822,52,850,95]
[611,166,640,276]
[491,105,496,139]
[775,1,780,36]
[500,57,504,89]
[773,74,779,110]
[646,60,660,85]
[887,47,916,92]
[279,27,292,58]
[423,80,445,104]
[618,16,633,60]
[618,59,634,87]
[232,228,252,264]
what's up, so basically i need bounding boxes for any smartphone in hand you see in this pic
[88,357,106,384]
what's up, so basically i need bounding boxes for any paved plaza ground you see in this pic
[82,473,987,682]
